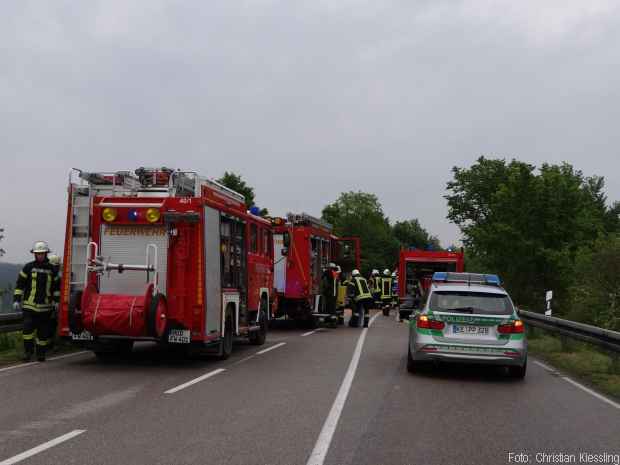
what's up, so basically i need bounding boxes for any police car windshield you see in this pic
[430,291,514,315]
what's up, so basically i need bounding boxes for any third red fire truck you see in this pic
[58,167,274,359]
[272,213,360,328]
[396,248,465,321]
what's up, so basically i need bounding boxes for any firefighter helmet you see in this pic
[328,262,337,268]
[31,241,50,254]
[48,254,61,266]
[392,272,397,278]
[372,269,379,276]
[352,269,361,277]
[383,269,390,276]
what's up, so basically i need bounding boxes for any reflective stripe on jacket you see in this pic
[349,277,372,302]
[381,277,393,300]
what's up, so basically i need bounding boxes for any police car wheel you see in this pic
[407,346,419,373]
[508,358,527,379]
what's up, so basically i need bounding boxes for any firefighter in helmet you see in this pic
[13,241,60,362]
[321,262,340,325]
[369,269,381,309]
[347,269,373,328]
[381,268,393,315]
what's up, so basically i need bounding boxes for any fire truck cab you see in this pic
[59,167,273,360]
[397,248,465,321]
[272,213,360,328]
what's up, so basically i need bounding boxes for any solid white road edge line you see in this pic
[534,361,620,410]
[257,342,286,355]
[47,351,89,361]
[301,329,321,337]
[0,351,90,374]
[0,362,38,373]
[164,368,226,394]
[0,429,86,465]
[306,312,380,465]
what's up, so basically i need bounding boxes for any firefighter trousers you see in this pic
[22,309,53,356]
[322,295,337,315]
[349,300,369,328]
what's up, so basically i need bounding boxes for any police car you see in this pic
[407,272,527,378]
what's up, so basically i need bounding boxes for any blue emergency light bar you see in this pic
[432,272,501,286]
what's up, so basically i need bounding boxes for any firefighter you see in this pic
[321,262,339,325]
[369,269,381,309]
[381,268,393,316]
[347,269,373,328]
[13,241,60,362]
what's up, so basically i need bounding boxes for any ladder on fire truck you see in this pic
[286,212,332,232]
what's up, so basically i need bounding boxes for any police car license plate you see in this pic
[168,329,191,344]
[453,325,489,336]
[71,330,94,341]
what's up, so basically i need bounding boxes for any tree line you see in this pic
[445,157,619,330]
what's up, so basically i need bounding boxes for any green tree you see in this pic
[322,192,400,274]
[392,219,440,250]
[216,172,269,216]
[567,234,620,330]
[446,157,612,310]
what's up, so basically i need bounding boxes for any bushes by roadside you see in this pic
[527,327,620,400]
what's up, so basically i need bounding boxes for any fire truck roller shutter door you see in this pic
[204,207,222,336]
[99,223,168,296]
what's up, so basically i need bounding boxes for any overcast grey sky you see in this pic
[1,1,619,263]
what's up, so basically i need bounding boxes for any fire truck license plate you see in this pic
[168,329,191,344]
[71,330,94,341]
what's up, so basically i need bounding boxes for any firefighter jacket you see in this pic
[381,277,393,300]
[348,277,372,302]
[14,260,60,312]
[369,276,381,294]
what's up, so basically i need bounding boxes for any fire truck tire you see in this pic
[218,309,234,360]
[68,291,84,334]
[147,293,167,338]
[249,310,267,346]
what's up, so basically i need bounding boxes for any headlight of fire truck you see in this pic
[146,208,161,223]
[102,207,118,222]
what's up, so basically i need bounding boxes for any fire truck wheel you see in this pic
[249,310,267,346]
[147,293,168,338]
[68,291,84,334]
[218,309,234,360]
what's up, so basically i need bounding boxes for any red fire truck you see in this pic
[272,213,360,328]
[396,248,465,320]
[58,167,274,359]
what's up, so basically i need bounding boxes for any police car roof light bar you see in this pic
[431,272,501,286]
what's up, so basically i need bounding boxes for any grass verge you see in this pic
[0,331,79,366]
[527,327,620,401]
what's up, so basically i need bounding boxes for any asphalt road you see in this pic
[0,311,618,465]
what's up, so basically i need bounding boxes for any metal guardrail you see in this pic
[519,309,620,353]
[0,312,22,334]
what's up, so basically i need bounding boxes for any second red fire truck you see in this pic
[58,167,274,359]
[272,213,360,328]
